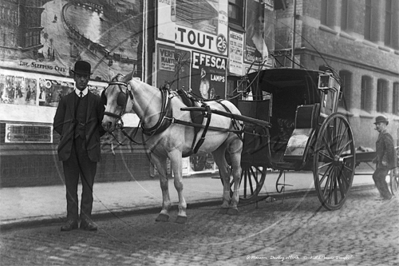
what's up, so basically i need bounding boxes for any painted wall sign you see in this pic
[5,123,53,143]
[0,0,143,80]
[157,0,228,55]
[191,51,226,100]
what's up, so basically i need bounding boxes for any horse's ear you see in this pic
[121,71,133,84]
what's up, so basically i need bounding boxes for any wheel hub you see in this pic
[333,155,343,166]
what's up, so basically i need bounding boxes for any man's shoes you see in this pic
[60,220,78,231]
[375,196,393,201]
[80,220,98,231]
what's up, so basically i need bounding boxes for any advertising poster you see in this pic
[0,75,38,106]
[245,0,274,65]
[38,78,74,107]
[0,0,143,81]
[156,44,191,91]
[159,46,176,72]
[191,51,226,99]
[229,30,244,76]
[157,0,228,56]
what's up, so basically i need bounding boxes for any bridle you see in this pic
[102,80,133,124]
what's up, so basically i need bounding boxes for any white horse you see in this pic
[101,73,243,223]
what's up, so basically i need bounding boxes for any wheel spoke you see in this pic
[249,167,260,187]
[332,169,339,204]
[337,136,352,157]
[318,161,333,172]
[321,134,335,158]
[247,168,255,195]
[337,169,347,199]
[235,165,266,203]
[318,163,333,185]
[342,162,354,173]
[340,169,351,188]
[326,167,336,203]
[243,170,248,198]
[321,165,334,197]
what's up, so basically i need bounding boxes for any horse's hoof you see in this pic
[155,213,169,222]
[175,215,187,224]
[227,208,239,215]
[218,208,229,214]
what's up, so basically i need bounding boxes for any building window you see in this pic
[320,0,328,26]
[24,31,40,48]
[341,0,349,31]
[376,79,388,113]
[339,71,352,109]
[364,0,372,40]
[393,83,399,115]
[228,0,244,27]
[361,76,372,112]
[385,0,393,46]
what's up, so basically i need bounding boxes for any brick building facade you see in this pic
[275,0,399,147]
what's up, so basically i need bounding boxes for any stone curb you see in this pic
[0,184,376,232]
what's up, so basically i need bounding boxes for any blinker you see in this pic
[101,87,132,107]
[117,92,127,107]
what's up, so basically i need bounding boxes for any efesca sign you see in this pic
[192,51,226,70]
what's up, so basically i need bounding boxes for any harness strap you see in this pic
[171,119,243,134]
[193,104,212,154]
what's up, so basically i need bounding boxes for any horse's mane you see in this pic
[110,72,134,84]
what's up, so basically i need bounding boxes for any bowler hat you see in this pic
[72,61,91,76]
[374,115,389,125]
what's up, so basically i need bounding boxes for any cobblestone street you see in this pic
[1,188,398,266]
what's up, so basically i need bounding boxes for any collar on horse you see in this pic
[141,87,173,136]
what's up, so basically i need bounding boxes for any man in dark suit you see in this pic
[372,115,397,201]
[54,61,105,231]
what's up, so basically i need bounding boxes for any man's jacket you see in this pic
[53,91,105,162]
[375,130,397,169]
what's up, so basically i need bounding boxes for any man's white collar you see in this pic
[75,88,88,97]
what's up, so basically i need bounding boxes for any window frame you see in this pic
[376,79,388,113]
[393,83,399,115]
[364,0,372,40]
[384,0,393,46]
[361,76,372,112]
[320,0,328,26]
[341,0,349,31]
[338,70,352,109]
[228,0,245,28]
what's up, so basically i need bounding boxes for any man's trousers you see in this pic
[63,137,97,221]
[372,168,392,199]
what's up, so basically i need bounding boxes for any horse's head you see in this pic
[101,73,133,132]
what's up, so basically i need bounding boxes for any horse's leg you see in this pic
[152,155,171,222]
[169,149,187,224]
[212,147,231,213]
[227,138,243,215]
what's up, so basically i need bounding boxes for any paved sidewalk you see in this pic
[0,171,376,229]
